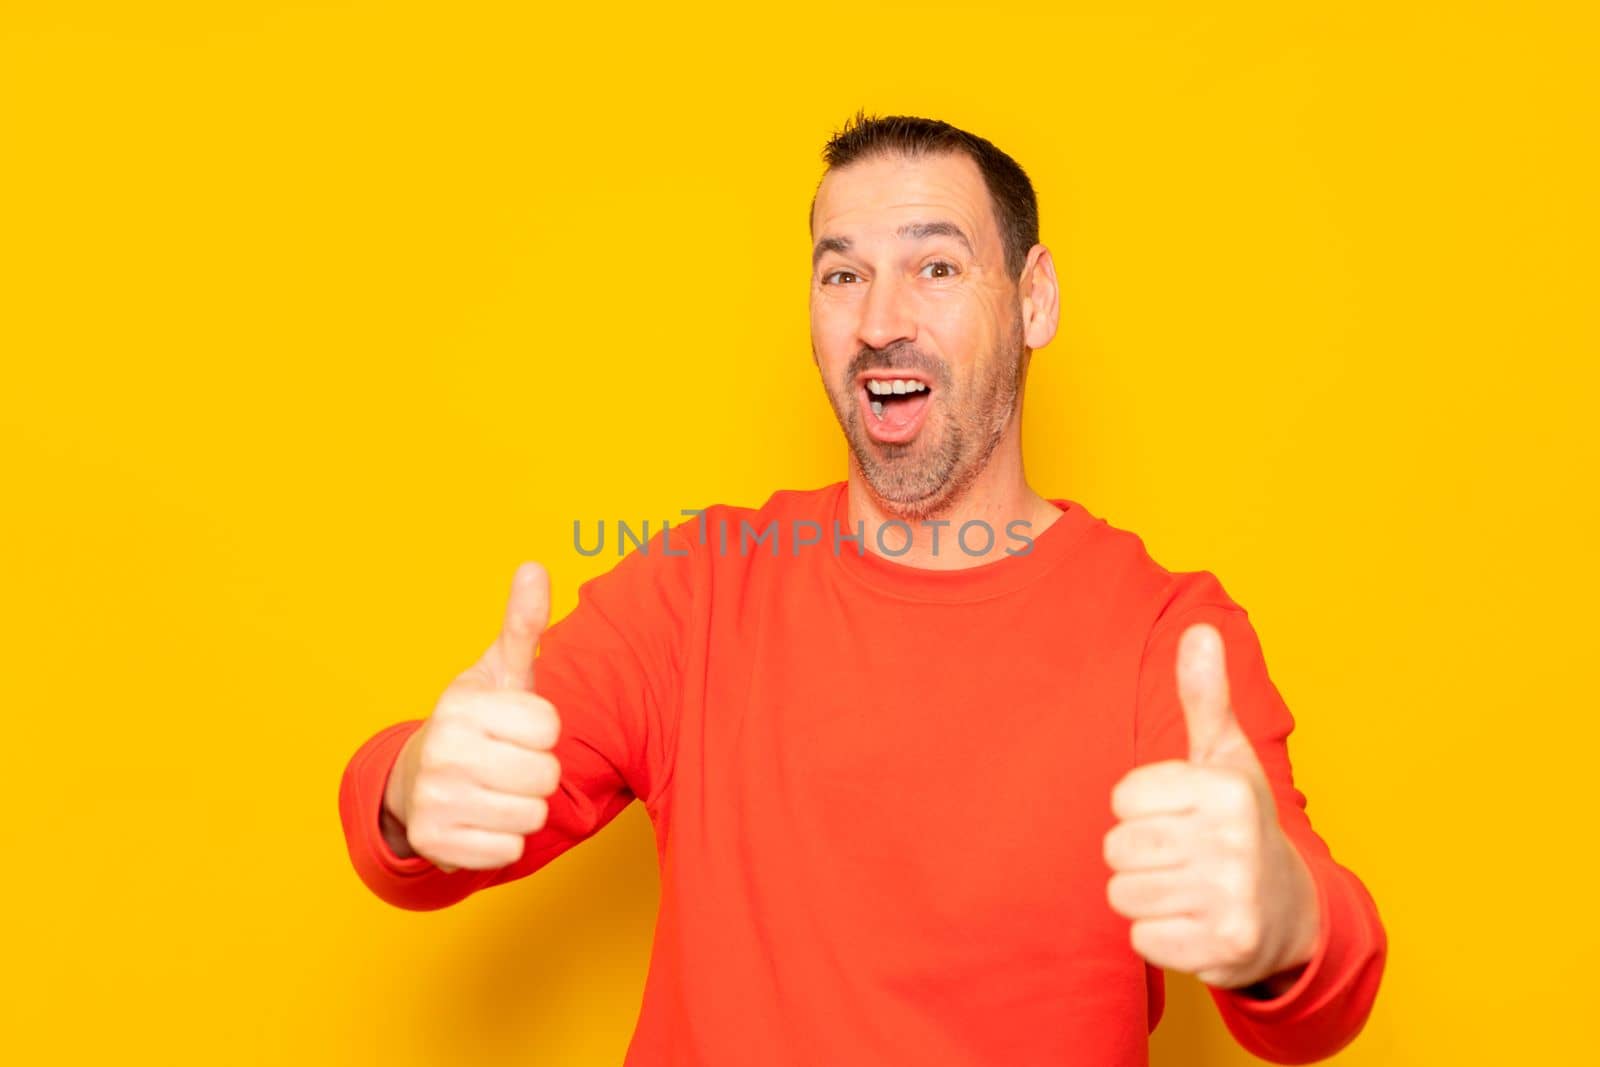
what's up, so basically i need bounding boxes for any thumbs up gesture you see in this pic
[1102,623,1320,991]
[381,562,564,872]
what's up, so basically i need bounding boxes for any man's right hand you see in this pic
[381,562,564,872]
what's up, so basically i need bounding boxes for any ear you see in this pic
[1018,244,1060,351]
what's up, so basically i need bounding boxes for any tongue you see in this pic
[879,391,930,432]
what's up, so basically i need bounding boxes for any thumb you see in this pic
[490,561,550,691]
[1176,622,1255,772]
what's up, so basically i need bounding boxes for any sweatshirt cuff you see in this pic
[1208,851,1386,1062]
[339,720,471,907]
[358,721,438,877]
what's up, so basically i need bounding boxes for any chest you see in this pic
[689,580,1141,952]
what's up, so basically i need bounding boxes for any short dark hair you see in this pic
[811,110,1040,281]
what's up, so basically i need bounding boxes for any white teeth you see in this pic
[870,400,884,418]
[866,378,928,395]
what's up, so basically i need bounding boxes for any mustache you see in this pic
[845,342,951,388]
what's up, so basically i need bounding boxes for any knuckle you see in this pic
[1106,872,1134,914]
[1221,777,1256,816]
[537,752,563,795]
[1217,821,1254,854]
[414,733,445,769]
[506,692,560,748]
[462,690,512,734]
[503,797,539,834]
[1102,827,1124,868]
[418,725,469,771]
[527,795,550,832]
[1220,914,1261,960]
[533,699,562,746]
[413,777,454,813]
[1212,863,1251,905]
[460,689,501,726]
[488,834,526,869]
[407,823,447,861]
[434,686,477,721]
[1128,919,1159,959]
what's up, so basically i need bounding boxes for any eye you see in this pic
[919,260,959,279]
[821,269,860,285]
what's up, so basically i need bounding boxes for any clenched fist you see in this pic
[1103,622,1320,992]
[381,562,564,872]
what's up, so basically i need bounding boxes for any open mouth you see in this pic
[858,375,933,444]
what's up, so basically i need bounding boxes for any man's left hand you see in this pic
[1102,622,1321,991]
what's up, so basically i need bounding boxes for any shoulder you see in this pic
[1057,498,1248,632]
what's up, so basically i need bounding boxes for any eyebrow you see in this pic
[812,220,976,268]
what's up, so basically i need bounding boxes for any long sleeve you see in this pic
[338,523,697,911]
[1133,571,1387,1064]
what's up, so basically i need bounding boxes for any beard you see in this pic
[818,310,1027,522]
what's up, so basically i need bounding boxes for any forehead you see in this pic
[811,151,999,250]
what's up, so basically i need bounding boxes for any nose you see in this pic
[856,271,917,352]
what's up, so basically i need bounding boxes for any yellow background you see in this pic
[3,2,1594,1063]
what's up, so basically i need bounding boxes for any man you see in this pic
[339,113,1386,1065]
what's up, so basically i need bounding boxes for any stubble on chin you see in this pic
[835,391,979,523]
[823,318,1026,525]
[851,375,1021,525]
[855,429,965,522]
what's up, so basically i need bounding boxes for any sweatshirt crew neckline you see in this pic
[822,479,1099,603]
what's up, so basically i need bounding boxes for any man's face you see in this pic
[809,150,1027,520]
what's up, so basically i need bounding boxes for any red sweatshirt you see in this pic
[339,482,1386,1065]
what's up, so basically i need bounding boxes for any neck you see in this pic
[845,434,1061,571]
